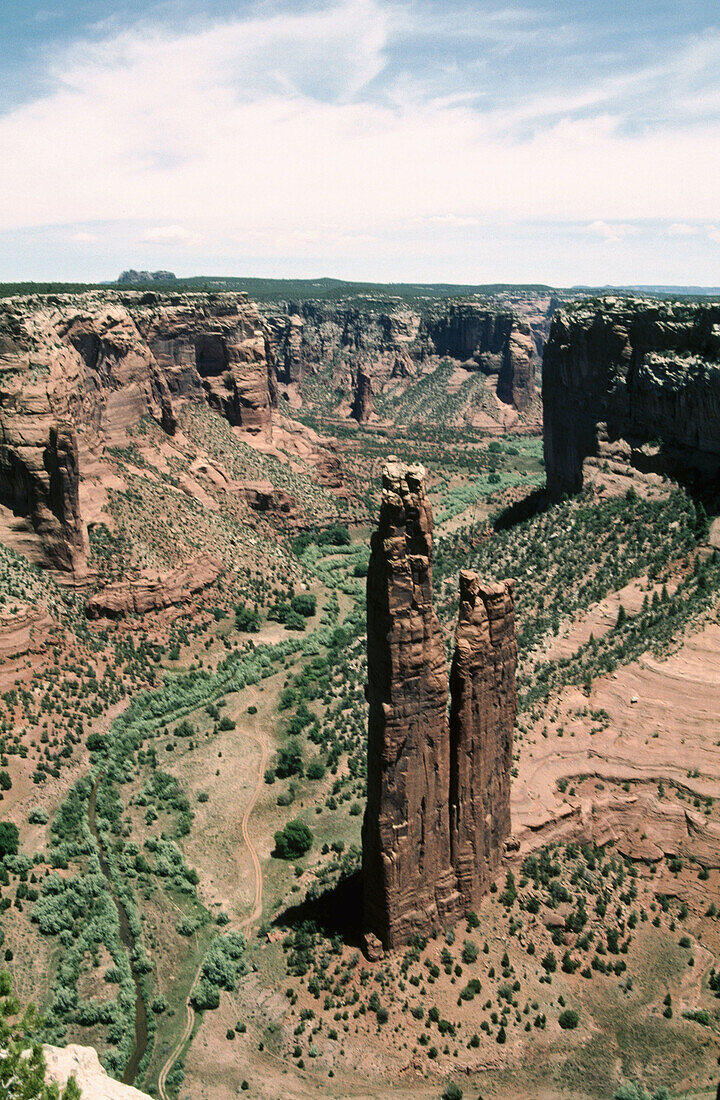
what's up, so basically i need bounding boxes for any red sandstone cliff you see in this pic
[0,291,276,573]
[363,465,518,950]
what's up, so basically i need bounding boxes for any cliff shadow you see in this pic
[271,869,364,947]
[493,486,551,531]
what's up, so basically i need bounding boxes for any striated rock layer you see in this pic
[449,571,517,910]
[543,297,720,498]
[362,461,463,948]
[85,553,221,618]
[0,291,276,573]
[363,462,517,949]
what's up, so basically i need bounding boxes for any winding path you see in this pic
[157,729,268,1100]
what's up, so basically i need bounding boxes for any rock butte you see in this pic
[543,297,720,497]
[362,459,517,950]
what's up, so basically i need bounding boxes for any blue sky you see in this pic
[1,0,720,284]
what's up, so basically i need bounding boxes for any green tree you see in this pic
[0,822,19,859]
[291,594,317,618]
[0,971,81,1099]
[273,820,313,860]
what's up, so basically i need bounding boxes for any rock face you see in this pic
[85,553,221,618]
[423,303,536,412]
[449,572,517,910]
[350,368,374,422]
[362,461,463,948]
[0,291,276,572]
[264,298,537,419]
[363,462,516,949]
[43,1044,153,1100]
[543,297,720,497]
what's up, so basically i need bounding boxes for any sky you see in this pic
[2,0,720,285]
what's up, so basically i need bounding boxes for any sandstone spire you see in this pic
[362,459,462,950]
[449,571,517,909]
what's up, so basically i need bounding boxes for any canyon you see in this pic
[266,297,541,424]
[1,281,720,1100]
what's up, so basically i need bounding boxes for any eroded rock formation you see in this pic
[363,462,517,949]
[0,291,276,572]
[362,461,463,948]
[85,553,221,618]
[350,368,374,422]
[543,297,720,497]
[450,572,517,910]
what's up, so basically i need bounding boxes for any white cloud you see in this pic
[667,223,701,236]
[586,221,640,243]
[140,225,198,245]
[1,1,720,280]
[71,231,98,242]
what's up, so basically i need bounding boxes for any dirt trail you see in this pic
[157,729,268,1100]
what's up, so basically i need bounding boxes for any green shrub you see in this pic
[235,605,261,633]
[291,594,317,618]
[0,822,19,860]
[558,1009,579,1029]
[274,820,313,860]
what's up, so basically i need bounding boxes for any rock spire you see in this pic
[362,461,517,950]
[449,571,517,910]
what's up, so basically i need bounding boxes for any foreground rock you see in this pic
[0,291,276,573]
[86,553,221,618]
[43,1044,152,1100]
[544,297,720,497]
[362,460,463,948]
[363,461,517,949]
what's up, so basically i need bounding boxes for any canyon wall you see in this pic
[0,291,276,573]
[363,461,517,950]
[266,298,538,418]
[543,298,720,497]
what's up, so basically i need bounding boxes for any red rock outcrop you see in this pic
[237,480,297,516]
[449,571,517,909]
[0,291,276,572]
[362,460,463,949]
[0,604,58,660]
[363,464,518,949]
[85,552,221,618]
[350,368,374,422]
[543,297,720,497]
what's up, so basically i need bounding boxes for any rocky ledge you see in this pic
[85,552,221,618]
[43,1044,152,1100]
